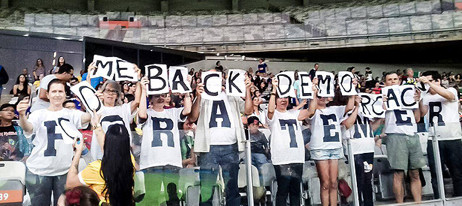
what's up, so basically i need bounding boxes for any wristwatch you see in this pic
[92,123,102,130]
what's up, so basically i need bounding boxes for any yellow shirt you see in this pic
[78,155,136,202]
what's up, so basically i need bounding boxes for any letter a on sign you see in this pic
[145,64,169,95]
[71,81,102,113]
[168,66,191,93]
[276,71,296,98]
[338,71,357,96]
[226,69,246,97]
[202,71,222,100]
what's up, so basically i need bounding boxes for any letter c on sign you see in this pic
[204,73,220,96]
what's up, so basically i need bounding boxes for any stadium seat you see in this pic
[0,161,26,204]
[178,167,200,205]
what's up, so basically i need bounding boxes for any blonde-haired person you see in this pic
[86,63,142,160]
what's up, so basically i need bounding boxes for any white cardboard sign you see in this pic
[226,69,246,97]
[316,71,335,97]
[145,64,169,95]
[201,71,222,100]
[338,71,357,96]
[168,66,192,94]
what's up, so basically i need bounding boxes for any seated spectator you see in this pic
[13,74,31,97]
[0,103,29,161]
[247,116,270,170]
[181,120,196,168]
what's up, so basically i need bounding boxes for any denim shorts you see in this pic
[310,148,344,160]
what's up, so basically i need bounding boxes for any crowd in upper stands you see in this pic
[1,57,462,206]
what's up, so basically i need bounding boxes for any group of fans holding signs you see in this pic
[14,54,462,206]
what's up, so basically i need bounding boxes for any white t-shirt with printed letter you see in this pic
[26,108,87,176]
[422,87,462,141]
[91,103,133,160]
[309,106,346,150]
[343,112,375,155]
[268,109,305,165]
[140,108,185,169]
[207,92,237,145]
[383,109,417,136]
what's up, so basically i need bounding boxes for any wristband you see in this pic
[271,93,276,96]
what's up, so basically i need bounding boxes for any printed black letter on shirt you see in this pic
[209,100,231,128]
[320,114,339,142]
[44,121,63,157]
[429,102,445,126]
[151,117,174,147]
[279,119,298,148]
[393,110,412,126]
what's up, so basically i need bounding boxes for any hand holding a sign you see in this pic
[134,65,141,80]
[195,83,204,97]
[16,99,29,116]
[140,77,149,92]
[414,89,421,102]
[73,137,85,153]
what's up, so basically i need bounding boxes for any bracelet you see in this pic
[92,124,101,130]
[271,93,276,96]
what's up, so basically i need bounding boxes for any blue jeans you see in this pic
[25,168,67,206]
[251,153,270,171]
[199,144,240,206]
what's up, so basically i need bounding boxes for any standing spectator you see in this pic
[33,58,46,81]
[17,79,91,206]
[189,67,253,205]
[30,64,75,113]
[249,96,268,128]
[0,103,30,161]
[51,56,66,74]
[381,72,424,203]
[342,96,382,206]
[13,74,31,97]
[86,63,141,160]
[371,82,382,94]
[257,58,268,76]
[215,61,224,72]
[0,64,8,98]
[267,78,314,205]
[137,77,192,206]
[309,86,356,206]
[419,71,462,199]
[309,63,319,80]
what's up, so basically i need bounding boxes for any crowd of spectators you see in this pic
[1,57,462,206]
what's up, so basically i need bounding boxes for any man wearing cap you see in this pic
[247,116,270,170]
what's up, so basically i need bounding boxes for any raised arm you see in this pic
[341,96,360,129]
[65,139,84,189]
[188,83,203,122]
[267,77,278,120]
[86,62,96,85]
[413,89,421,123]
[420,76,455,101]
[182,93,192,116]
[305,77,319,119]
[90,111,104,151]
[244,76,253,115]
[138,77,148,120]
[130,65,142,113]
[17,100,33,134]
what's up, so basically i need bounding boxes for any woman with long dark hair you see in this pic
[33,58,46,81]
[66,122,135,206]
[51,56,66,74]
[13,74,31,97]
